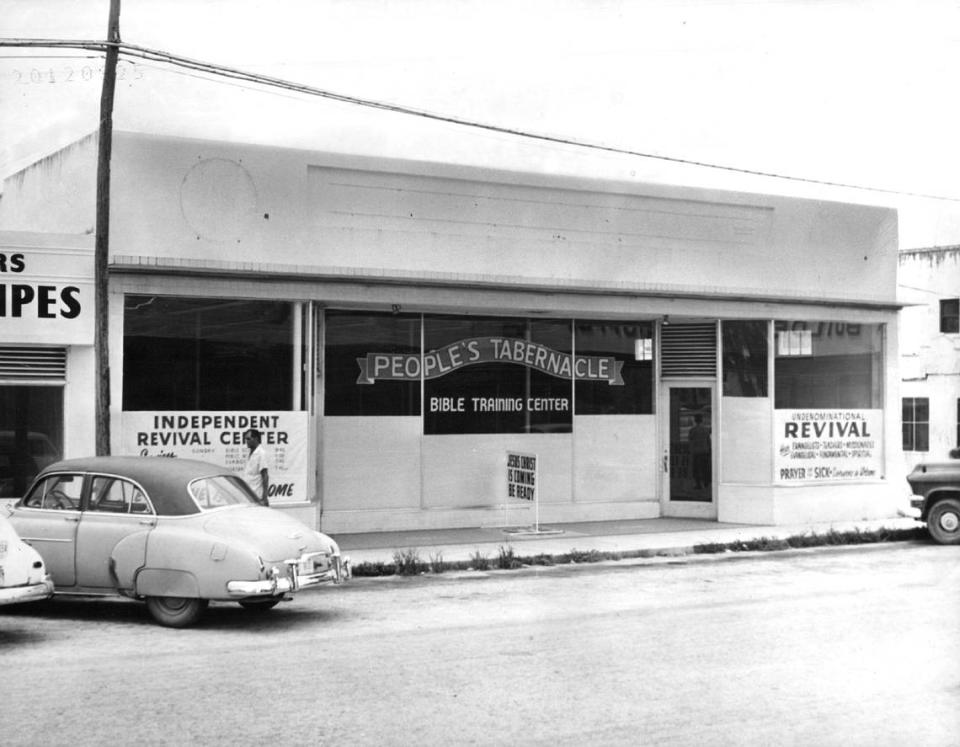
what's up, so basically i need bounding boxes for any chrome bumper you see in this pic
[226,552,351,597]
[0,575,54,607]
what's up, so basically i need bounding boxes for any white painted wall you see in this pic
[321,416,658,533]
[92,132,899,308]
[720,397,773,485]
[0,135,97,234]
[321,416,422,513]
[63,345,95,461]
[898,247,960,471]
[572,416,658,505]
[421,433,571,512]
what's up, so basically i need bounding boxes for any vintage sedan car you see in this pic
[906,447,960,545]
[7,456,349,627]
[0,511,54,607]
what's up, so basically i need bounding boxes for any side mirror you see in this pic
[950,448,960,459]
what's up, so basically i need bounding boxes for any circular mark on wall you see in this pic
[179,158,258,242]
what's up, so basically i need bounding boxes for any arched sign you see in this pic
[357,337,624,386]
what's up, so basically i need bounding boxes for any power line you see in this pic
[3,36,960,204]
[0,53,99,59]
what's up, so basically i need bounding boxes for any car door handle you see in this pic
[138,519,156,526]
[65,515,80,522]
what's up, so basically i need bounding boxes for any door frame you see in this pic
[660,379,717,519]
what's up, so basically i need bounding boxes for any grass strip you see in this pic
[349,526,927,577]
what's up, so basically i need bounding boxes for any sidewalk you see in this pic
[335,516,922,566]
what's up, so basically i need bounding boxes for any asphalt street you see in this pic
[1,541,958,746]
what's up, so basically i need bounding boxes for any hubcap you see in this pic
[938,511,960,533]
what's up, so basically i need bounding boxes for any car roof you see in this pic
[33,456,233,516]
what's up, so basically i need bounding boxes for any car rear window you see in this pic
[189,475,260,511]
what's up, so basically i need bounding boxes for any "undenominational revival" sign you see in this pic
[774,409,883,482]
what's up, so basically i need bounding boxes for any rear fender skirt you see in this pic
[135,569,200,599]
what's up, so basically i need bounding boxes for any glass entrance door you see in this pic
[661,383,716,518]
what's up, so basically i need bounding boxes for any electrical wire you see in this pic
[3,36,959,203]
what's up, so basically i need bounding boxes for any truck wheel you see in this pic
[145,596,209,627]
[927,498,960,545]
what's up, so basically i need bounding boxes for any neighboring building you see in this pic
[898,246,960,470]
[0,230,94,500]
[0,131,906,532]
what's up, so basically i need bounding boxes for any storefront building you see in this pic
[0,132,906,531]
[0,230,95,503]
[898,246,960,468]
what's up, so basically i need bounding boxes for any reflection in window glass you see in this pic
[722,321,768,397]
[902,397,929,452]
[324,311,421,416]
[574,321,654,414]
[774,321,883,409]
[123,295,293,411]
[0,386,63,498]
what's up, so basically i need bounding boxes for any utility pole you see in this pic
[95,0,121,455]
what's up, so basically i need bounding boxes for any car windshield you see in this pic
[189,475,260,511]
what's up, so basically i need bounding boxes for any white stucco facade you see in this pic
[1,131,906,531]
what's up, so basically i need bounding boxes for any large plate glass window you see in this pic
[574,321,654,414]
[322,313,656,432]
[721,320,768,397]
[774,321,883,409]
[774,321,885,484]
[424,316,573,435]
[324,311,421,416]
[123,296,294,410]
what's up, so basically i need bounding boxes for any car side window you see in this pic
[22,474,83,510]
[90,476,153,515]
[129,487,152,514]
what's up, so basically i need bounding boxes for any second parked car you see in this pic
[0,512,54,607]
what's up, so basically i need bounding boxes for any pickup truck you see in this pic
[906,448,960,545]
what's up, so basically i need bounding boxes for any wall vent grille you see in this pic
[661,324,716,378]
[0,347,67,381]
